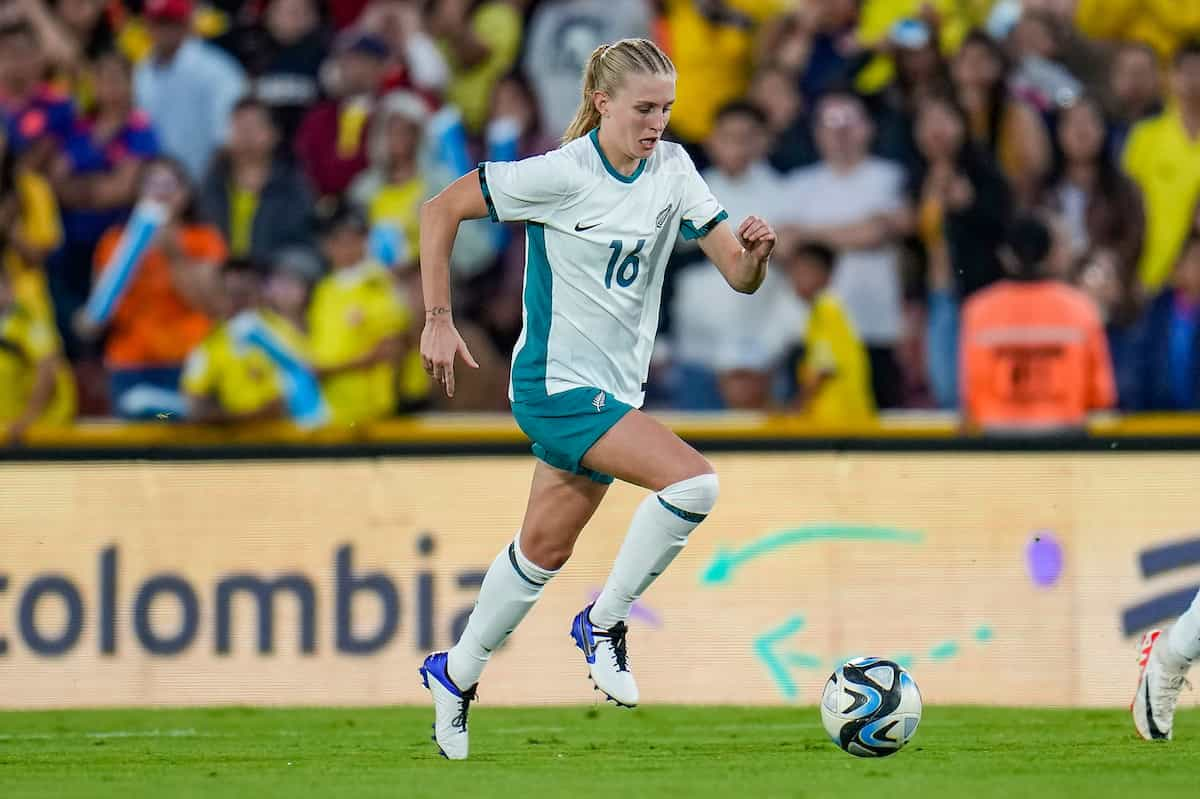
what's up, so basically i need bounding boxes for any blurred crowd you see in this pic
[3,0,1200,440]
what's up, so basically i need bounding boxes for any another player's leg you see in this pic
[571,410,719,707]
[421,462,607,759]
[1133,589,1200,740]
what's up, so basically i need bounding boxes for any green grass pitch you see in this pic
[1,705,1197,798]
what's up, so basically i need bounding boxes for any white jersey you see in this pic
[481,130,726,407]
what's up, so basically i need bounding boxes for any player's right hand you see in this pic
[420,314,479,398]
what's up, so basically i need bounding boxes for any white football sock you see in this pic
[589,473,719,630]
[1164,588,1200,670]
[446,532,558,689]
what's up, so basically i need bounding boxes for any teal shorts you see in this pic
[511,386,634,484]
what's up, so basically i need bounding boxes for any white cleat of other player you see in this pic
[1132,629,1191,741]
[571,605,639,707]
[420,652,476,759]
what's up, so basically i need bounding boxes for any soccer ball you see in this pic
[820,657,922,757]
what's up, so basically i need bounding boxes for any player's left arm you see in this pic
[698,216,776,294]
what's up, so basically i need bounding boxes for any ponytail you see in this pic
[561,38,676,144]
[563,44,609,143]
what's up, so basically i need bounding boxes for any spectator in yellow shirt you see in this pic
[783,241,875,424]
[853,0,994,94]
[180,258,310,425]
[1123,42,1200,293]
[1,128,63,326]
[429,0,524,134]
[664,0,779,145]
[0,267,76,444]
[1074,0,1200,63]
[308,201,409,425]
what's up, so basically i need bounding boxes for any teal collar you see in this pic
[589,128,646,184]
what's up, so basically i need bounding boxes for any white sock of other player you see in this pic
[446,531,558,689]
[589,473,720,630]
[1164,588,1200,670]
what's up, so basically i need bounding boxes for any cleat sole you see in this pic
[588,676,635,708]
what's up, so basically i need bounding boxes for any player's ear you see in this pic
[593,90,609,118]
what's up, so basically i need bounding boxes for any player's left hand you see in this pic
[737,216,776,262]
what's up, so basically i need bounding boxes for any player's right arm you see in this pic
[418,172,487,398]
[421,151,573,397]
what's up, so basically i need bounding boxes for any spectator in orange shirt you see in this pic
[81,156,225,417]
[960,214,1116,433]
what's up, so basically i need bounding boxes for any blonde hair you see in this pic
[562,38,677,143]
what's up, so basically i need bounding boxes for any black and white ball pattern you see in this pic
[820,657,923,757]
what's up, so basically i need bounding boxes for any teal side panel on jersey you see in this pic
[477,163,499,222]
[589,128,646,184]
[681,209,729,241]
[509,222,632,485]
[512,222,551,397]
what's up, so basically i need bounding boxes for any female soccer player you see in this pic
[417,38,776,759]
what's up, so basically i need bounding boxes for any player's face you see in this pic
[606,73,675,159]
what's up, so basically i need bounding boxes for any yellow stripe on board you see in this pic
[13,411,1200,450]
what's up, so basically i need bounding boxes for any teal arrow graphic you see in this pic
[753,611,830,695]
[754,615,808,700]
[701,525,924,585]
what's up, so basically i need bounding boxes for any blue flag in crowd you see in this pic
[228,312,329,429]
[84,200,168,325]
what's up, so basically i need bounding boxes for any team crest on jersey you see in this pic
[656,203,673,229]
[592,391,606,412]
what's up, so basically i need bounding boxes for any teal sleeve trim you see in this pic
[681,209,729,241]
[478,163,499,223]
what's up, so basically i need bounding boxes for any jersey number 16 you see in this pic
[605,239,645,289]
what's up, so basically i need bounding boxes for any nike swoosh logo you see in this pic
[574,221,602,232]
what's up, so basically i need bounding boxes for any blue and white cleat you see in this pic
[419,652,476,759]
[1132,629,1190,741]
[571,605,638,708]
